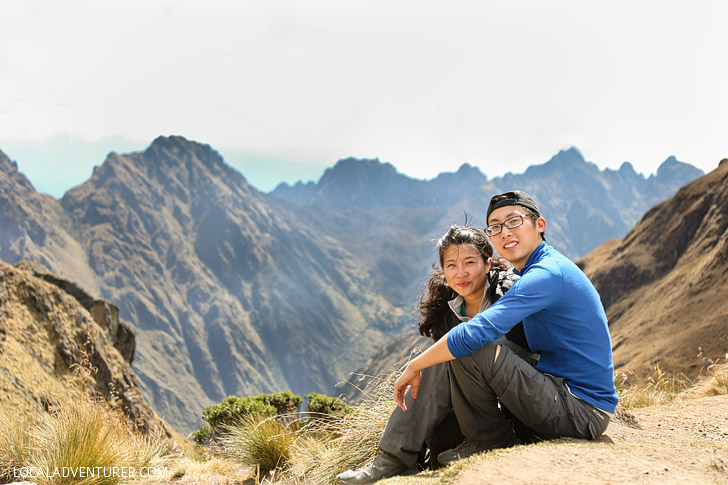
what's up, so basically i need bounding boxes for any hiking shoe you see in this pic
[336,450,413,484]
[437,438,491,466]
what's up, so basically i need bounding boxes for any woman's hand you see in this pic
[393,366,422,411]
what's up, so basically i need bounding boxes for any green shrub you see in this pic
[201,396,277,430]
[305,393,351,416]
[254,391,303,416]
[197,391,304,443]
[191,424,213,446]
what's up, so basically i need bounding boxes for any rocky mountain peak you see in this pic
[522,146,592,179]
[618,161,637,175]
[436,163,487,181]
[0,149,36,193]
[298,157,421,209]
[0,149,17,172]
[653,155,703,184]
[319,157,399,184]
[549,146,586,166]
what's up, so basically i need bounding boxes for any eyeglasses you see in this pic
[485,213,534,237]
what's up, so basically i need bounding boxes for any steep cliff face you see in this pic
[578,159,728,379]
[0,260,170,436]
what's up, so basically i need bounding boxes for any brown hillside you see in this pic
[579,159,728,381]
[0,259,171,437]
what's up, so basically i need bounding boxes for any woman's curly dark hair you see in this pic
[417,224,508,341]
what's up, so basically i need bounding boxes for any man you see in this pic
[393,190,618,466]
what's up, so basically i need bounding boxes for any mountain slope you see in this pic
[578,158,728,380]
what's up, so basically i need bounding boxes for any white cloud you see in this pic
[1,0,727,193]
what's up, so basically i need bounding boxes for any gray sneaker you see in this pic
[336,450,413,484]
[437,438,491,466]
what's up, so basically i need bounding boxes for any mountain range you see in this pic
[273,148,703,260]
[344,159,728,400]
[0,136,705,433]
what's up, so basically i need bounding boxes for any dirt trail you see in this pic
[384,395,728,484]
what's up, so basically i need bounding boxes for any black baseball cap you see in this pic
[486,191,541,222]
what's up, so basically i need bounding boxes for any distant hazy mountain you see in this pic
[578,158,728,380]
[273,147,703,260]
[273,158,488,209]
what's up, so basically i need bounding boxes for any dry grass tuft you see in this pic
[221,414,298,478]
[689,359,728,398]
[0,398,168,485]
[617,357,728,409]
[289,372,397,484]
[0,417,35,483]
[616,363,692,409]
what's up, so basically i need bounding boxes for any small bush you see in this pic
[259,391,303,416]
[201,396,277,430]
[306,393,351,416]
[191,424,213,446]
[197,391,304,442]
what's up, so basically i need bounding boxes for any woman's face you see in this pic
[442,244,490,301]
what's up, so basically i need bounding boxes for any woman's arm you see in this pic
[393,335,456,411]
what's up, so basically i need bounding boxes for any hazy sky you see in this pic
[1,0,726,197]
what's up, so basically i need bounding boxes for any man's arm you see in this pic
[393,336,455,411]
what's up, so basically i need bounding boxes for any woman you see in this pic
[336,225,532,484]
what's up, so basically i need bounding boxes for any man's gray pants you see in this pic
[379,340,609,468]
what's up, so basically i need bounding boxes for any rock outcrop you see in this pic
[0,260,171,436]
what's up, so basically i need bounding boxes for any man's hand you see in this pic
[393,366,422,411]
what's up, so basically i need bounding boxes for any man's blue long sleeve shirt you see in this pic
[446,242,619,414]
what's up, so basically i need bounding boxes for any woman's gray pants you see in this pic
[379,340,609,469]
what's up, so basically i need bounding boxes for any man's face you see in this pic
[486,204,545,271]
